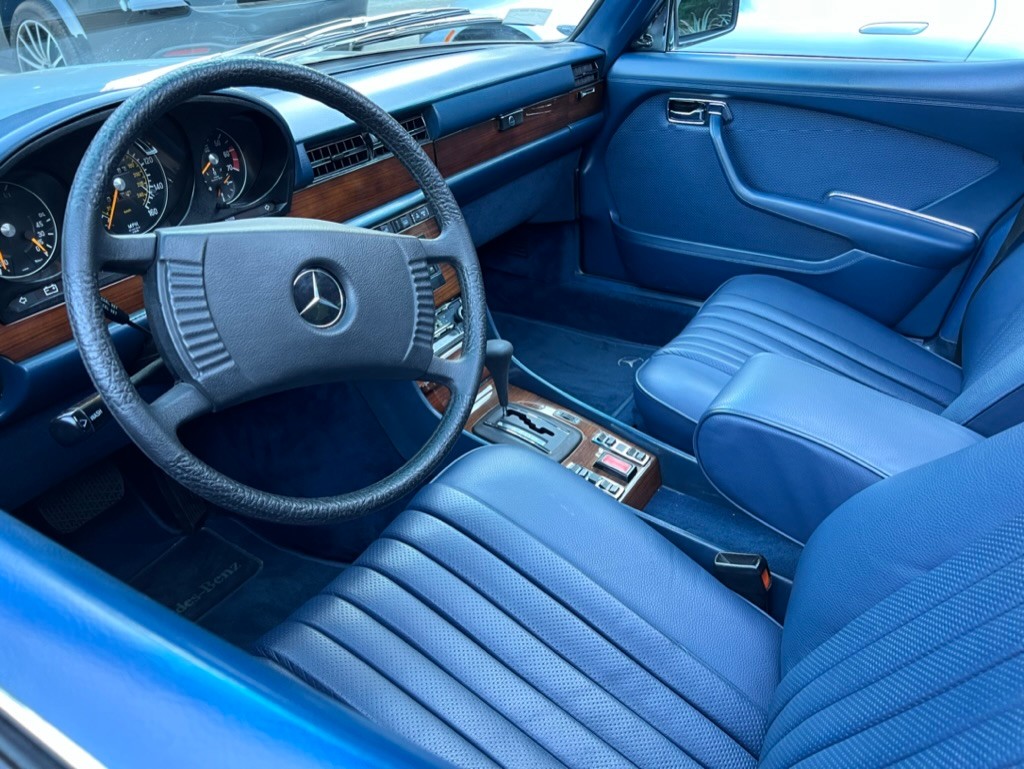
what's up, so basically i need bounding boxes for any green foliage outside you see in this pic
[678,0,734,36]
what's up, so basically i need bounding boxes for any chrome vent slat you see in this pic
[305,114,430,182]
[307,134,371,180]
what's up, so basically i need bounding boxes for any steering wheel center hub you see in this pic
[293,267,345,328]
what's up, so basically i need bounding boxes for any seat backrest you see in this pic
[762,423,1024,767]
[942,218,1024,435]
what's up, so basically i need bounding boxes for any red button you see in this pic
[596,453,636,482]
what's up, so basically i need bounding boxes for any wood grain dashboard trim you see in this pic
[0,277,143,362]
[288,146,433,224]
[1,81,602,360]
[434,82,604,177]
[285,82,604,224]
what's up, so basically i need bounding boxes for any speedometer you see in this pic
[100,142,168,234]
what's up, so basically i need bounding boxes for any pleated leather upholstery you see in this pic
[257,446,782,768]
[634,275,962,451]
[259,429,1024,767]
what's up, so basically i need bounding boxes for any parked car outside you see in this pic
[0,0,367,72]
[419,0,1024,62]
[418,0,590,44]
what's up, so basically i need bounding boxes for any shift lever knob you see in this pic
[485,339,514,416]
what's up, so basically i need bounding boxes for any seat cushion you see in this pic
[256,445,782,769]
[635,275,963,451]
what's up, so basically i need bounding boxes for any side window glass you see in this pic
[675,0,737,44]
[666,0,1000,62]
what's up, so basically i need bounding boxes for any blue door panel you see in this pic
[583,53,1024,335]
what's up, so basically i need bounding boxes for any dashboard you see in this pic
[0,44,607,510]
[0,97,292,326]
[0,46,604,428]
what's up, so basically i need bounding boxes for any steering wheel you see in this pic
[62,58,486,525]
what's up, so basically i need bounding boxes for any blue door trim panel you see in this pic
[583,53,1024,336]
[707,111,978,269]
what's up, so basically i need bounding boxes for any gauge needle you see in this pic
[201,161,212,175]
[0,249,7,271]
[30,238,48,255]
[107,188,119,231]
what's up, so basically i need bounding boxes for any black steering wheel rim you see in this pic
[62,57,486,525]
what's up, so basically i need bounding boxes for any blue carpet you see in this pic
[493,312,656,418]
[643,487,802,579]
[181,382,409,562]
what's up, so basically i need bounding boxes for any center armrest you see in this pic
[694,353,981,544]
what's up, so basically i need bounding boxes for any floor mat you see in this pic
[197,518,343,648]
[126,518,343,649]
[492,312,656,417]
[643,487,802,579]
[131,529,261,622]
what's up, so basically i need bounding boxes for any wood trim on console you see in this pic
[424,379,660,510]
[432,263,459,307]
[434,82,604,177]
[404,217,440,240]
[0,277,144,362]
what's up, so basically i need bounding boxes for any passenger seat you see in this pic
[635,206,1024,452]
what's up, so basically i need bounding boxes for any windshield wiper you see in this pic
[240,8,486,60]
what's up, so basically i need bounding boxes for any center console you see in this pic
[405,221,660,509]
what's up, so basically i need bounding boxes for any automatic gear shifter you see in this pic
[485,339,514,416]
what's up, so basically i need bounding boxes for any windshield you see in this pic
[1,0,594,76]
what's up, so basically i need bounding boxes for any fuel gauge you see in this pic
[200,129,247,206]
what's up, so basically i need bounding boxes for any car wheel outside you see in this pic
[10,0,88,71]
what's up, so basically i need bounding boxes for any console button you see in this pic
[555,410,581,425]
[596,453,636,482]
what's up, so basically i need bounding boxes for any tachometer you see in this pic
[200,129,247,206]
[101,142,168,234]
[0,182,57,280]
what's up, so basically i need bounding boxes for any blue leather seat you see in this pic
[258,440,1024,767]
[635,238,1024,451]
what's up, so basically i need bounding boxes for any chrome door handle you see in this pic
[859,22,928,35]
[667,98,731,126]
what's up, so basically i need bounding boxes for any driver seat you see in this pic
[256,439,1024,768]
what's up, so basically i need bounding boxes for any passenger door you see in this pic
[580,0,1024,336]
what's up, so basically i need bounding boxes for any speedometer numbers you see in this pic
[0,182,57,280]
[200,129,247,206]
[101,141,168,235]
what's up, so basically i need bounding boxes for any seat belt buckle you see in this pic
[713,552,772,611]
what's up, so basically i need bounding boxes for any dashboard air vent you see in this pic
[369,114,431,158]
[307,134,370,180]
[306,114,430,181]
[401,114,430,143]
[572,60,600,87]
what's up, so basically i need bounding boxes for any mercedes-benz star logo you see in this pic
[292,268,344,328]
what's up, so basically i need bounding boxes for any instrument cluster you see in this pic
[0,98,292,323]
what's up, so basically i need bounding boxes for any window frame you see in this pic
[671,0,739,49]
